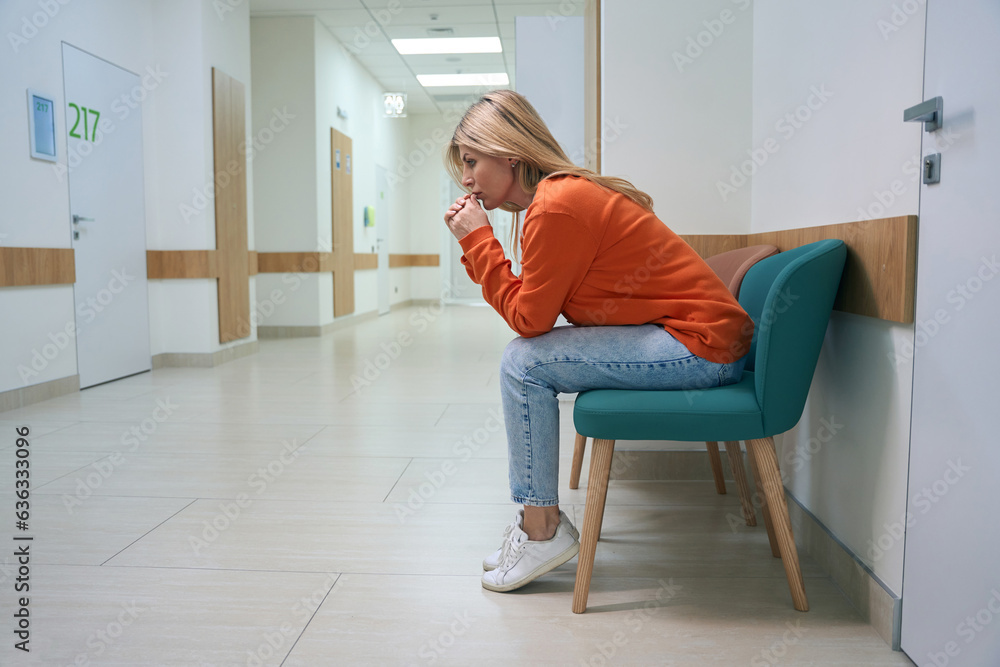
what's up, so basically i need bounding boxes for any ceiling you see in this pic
[248,0,584,116]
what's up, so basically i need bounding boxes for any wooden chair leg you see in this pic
[572,437,616,614]
[705,441,727,495]
[724,441,756,527]
[746,437,809,612]
[746,439,780,558]
[570,432,587,490]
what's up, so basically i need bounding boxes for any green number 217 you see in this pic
[68,103,100,142]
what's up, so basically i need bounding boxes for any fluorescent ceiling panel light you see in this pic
[393,37,502,55]
[416,73,509,87]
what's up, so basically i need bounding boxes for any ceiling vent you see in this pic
[426,27,454,37]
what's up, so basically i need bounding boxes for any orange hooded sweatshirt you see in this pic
[458,175,753,364]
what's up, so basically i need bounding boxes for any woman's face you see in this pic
[458,145,516,210]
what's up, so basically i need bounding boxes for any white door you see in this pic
[63,44,151,388]
[375,165,390,315]
[900,2,1000,664]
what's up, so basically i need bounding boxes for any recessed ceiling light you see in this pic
[416,73,509,87]
[393,37,502,55]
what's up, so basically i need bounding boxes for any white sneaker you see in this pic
[481,515,580,592]
[483,510,578,572]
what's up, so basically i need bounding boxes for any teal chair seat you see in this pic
[570,239,847,614]
[574,371,763,442]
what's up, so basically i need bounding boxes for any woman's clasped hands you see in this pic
[444,193,491,241]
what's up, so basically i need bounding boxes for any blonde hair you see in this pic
[445,89,653,259]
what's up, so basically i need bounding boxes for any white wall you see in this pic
[148,0,256,355]
[250,16,422,327]
[403,113,452,302]
[515,16,585,167]
[750,0,924,595]
[250,17,324,327]
[603,0,753,235]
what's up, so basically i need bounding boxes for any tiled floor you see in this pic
[0,305,914,666]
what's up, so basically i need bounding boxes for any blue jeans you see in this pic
[499,324,746,507]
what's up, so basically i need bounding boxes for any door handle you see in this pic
[72,214,94,225]
[904,96,943,132]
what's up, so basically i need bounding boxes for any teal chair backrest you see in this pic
[738,239,847,435]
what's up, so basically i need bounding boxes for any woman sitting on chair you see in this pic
[443,90,754,593]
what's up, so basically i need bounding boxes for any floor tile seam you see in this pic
[56,565,832,581]
[100,498,200,565]
[382,458,416,503]
[31,451,126,493]
[431,404,449,427]
[278,573,342,666]
[27,561,829,582]
[25,496,763,510]
[44,562,343,576]
[33,421,85,437]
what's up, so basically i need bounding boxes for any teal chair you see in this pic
[570,239,847,614]
[569,244,780,527]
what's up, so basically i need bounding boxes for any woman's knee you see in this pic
[501,337,535,379]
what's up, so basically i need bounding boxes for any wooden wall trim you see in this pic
[146,250,219,279]
[350,254,442,270]
[257,252,334,273]
[354,253,378,270]
[212,67,251,343]
[248,250,258,276]
[0,247,75,287]
[389,254,440,268]
[584,0,601,173]
[681,215,918,323]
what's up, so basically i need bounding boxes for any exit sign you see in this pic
[384,93,406,118]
